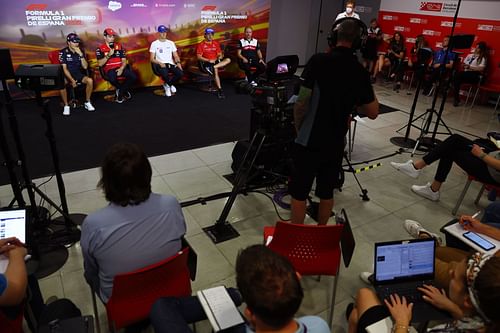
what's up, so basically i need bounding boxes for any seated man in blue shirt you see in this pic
[150,244,330,333]
[80,143,187,303]
[59,33,95,116]
[422,36,456,96]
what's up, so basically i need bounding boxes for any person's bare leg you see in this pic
[348,288,384,333]
[413,159,427,169]
[60,89,68,106]
[348,307,359,333]
[430,180,442,192]
[317,198,334,225]
[83,76,93,101]
[291,198,306,224]
[214,58,231,69]
[214,68,221,90]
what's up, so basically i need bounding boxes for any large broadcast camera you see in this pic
[249,55,299,137]
[232,55,300,175]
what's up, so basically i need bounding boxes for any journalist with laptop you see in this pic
[348,249,500,333]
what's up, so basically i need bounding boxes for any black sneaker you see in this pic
[217,90,225,99]
[123,91,132,100]
[453,99,460,107]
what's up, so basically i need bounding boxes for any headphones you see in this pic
[327,17,367,50]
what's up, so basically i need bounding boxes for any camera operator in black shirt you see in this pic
[290,18,379,225]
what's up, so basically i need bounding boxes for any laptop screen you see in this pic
[374,239,435,283]
[0,209,26,243]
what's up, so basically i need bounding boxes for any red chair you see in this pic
[469,83,500,117]
[91,247,192,332]
[452,175,500,215]
[263,221,344,327]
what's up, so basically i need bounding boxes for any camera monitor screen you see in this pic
[276,63,289,74]
[266,55,299,81]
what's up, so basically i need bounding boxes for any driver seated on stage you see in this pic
[58,33,95,116]
[196,27,231,99]
[80,143,186,304]
[237,26,266,87]
[95,28,137,103]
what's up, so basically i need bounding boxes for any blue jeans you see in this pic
[150,288,245,333]
[153,63,183,86]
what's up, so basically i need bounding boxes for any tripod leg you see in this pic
[0,100,25,207]
[39,98,72,226]
[343,152,369,201]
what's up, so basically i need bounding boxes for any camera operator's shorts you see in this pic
[289,143,343,201]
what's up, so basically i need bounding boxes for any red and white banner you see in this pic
[378,0,500,84]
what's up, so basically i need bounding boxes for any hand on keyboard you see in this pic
[384,294,413,327]
[417,284,457,313]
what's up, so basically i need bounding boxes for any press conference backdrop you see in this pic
[378,0,500,85]
[0,0,271,94]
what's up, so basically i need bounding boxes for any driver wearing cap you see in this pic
[196,27,231,99]
[95,28,137,103]
[58,33,95,116]
[149,25,183,97]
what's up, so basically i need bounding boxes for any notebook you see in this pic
[373,238,449,323]
[197,286,244,332]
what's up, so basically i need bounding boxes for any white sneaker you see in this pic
[359,272,373,285]
[411,182,440,201]
[163,84,171,97]
[63,105,70,116]
[170,85,176,94]
[250,81,258,87]
[404,219,443,244]
[84,101,95,111]
[390,160,421,178]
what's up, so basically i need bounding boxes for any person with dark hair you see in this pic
[290,18,379,225]
[196,27,231,99]
[350,251,500,333]
[150,25,183,97]
[95,28,137,103]
[361,19,382,73]
[237,26,266,86]
[390,134,499,201]
[80,143,186,303]
[372,32,405,87]
[407,35,432,69]
[150,244,330,332]
[453,41,488,107]
[58,33,95,116]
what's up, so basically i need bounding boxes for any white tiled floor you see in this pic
[2,82,499,332]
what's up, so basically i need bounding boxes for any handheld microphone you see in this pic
[109,42,115,49]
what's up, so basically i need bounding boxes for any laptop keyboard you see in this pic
[379,281,433,303]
